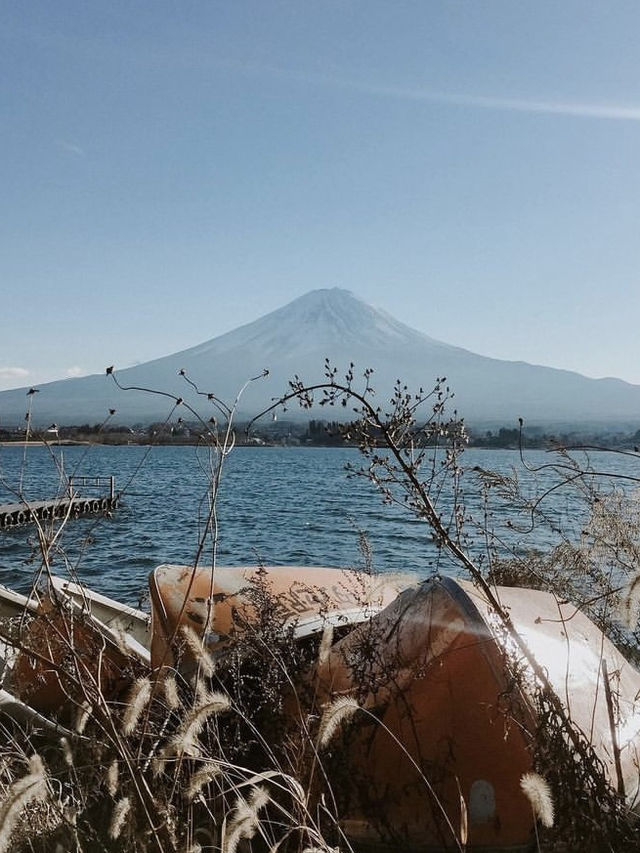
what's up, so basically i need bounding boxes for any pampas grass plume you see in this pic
[109,796,131,840]
[520,772,554,828]
[224,786,270,853]
[106,759,119,797]
[185,762,221,802]
[318,696,359,747]
[177,690,230,745]
[122,676,152,736]
[317,623,334,667]
[163,673,181,710]
[151,755,167,779]
[181,625,215,678]
[156,690,230,771]
[75,700,92,734]
[248,784,270,814]
[0,754,47,853]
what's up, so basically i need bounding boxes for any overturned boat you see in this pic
[2,566,640,851]
[314,575,640,850]
[148,563,414,669]
[149,564,640,851]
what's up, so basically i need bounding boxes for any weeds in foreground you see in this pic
[0,373,351,852]
[0,571,356,852]
[1,362,640,850]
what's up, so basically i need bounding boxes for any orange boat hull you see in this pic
[148,563,414,671]
[315,577,536,851]
[150,566,539,849]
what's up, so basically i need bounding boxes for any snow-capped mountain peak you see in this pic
[1,288,639,426]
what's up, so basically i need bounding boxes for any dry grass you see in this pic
[3,367,640,852]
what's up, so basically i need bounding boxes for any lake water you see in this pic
[0,443,637,606]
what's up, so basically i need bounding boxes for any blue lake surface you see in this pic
[0,443,637,605]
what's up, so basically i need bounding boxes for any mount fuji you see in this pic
[2,288,640,427]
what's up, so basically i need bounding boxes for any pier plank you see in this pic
[0,492,118,529]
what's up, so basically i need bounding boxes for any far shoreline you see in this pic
[0,440,92,447]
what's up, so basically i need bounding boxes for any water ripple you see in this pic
[1,444,637,604]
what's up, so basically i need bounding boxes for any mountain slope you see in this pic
[1,288,639,427]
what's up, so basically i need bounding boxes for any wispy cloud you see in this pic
[65,366,86,378]
[56,139,85,156]
[0,367,30,391]
[350,82,640,122]
[0,367,29,380]
[232,60,640,123]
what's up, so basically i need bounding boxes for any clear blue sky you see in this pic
[2,1,640,390]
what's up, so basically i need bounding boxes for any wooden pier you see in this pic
[0,476,118,529]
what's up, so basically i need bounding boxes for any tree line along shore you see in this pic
[1,418,639,450]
